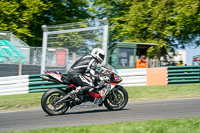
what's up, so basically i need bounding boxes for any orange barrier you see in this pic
[147,67,168,86]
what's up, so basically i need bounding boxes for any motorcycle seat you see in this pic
[61,75,71,84]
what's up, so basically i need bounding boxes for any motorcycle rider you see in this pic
[65,48,105,102]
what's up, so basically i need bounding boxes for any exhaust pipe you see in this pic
[40,75,49,80]
[40,75,58,82]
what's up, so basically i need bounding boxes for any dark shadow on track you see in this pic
[45,108,130,116]
[66,108,130,115]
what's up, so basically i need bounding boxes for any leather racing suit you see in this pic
[67,55,101,95]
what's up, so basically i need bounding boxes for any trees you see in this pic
[0,0,91,46]
[30,0,92,47]
[1,0,199,56]
[93,0,200,59]
[0,0,48,45]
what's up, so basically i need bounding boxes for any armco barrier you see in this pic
[117,68,147,86]
[168,66,200,84]
[0,69,147,95]
[0,75,29,95]
[28,74,67,93]
[1,66,199,95]
[0,74,67,96]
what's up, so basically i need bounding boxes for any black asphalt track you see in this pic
[1,98,200,132]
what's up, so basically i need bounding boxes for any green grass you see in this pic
[4,117,200,133]
[127,83,200,101]
[0,93,43,111]
[0,83,200,112]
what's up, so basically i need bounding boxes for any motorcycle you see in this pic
[40,64,128,115]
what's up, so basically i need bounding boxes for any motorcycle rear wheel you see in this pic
[41,88,70,115]
[104,85,128,111]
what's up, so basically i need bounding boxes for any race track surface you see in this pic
[1,98,200,132]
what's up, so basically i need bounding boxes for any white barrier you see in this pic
[117,68,147,86]
[0,75,29,96]
[0,75,29,81]
[0,79,29,85]
[0,68,147,96]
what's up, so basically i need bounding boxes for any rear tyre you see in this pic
[104,85,128,111]
[41,88,69,115]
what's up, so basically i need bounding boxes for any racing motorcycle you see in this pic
[40,64,128,115]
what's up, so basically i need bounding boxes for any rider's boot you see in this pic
[68,91,81,103]
[69,86,91,103]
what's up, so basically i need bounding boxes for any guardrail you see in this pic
[1,66,199,96]
[117,68,147,86]
[29,74,67,93]
[0,75,29,95]
[0,74,67,96]
[0,69,147,95]
[168,66,200,84]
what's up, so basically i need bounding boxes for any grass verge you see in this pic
[4,117,200,133]
[0,83,200,112]
[0,93,42,111]
[127,83,200,101]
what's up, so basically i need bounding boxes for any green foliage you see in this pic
[93,0,200,58]
[0,0,91,46]
[46,21,103,55]
[0,0,48,43]
[147,44,169,59]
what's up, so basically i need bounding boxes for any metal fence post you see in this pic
[41,25,48,74]
[102,18,109,64]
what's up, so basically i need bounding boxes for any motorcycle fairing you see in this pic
[88,83,117,99]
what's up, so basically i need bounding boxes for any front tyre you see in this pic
[41,88,69,115]
[104,85,128,111]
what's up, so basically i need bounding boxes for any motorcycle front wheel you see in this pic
[104,85,128,111]
[41,88,70,115]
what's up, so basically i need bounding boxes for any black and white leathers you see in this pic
[69,55,98,77]
[67,55,100,93]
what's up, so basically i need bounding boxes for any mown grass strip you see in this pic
[0,93,42,111]
[0,84,200,111]
[4,117,200,133]
[127,83,200,101]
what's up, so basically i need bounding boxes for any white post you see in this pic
[102,18,109,64]
[41,31,48,74]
